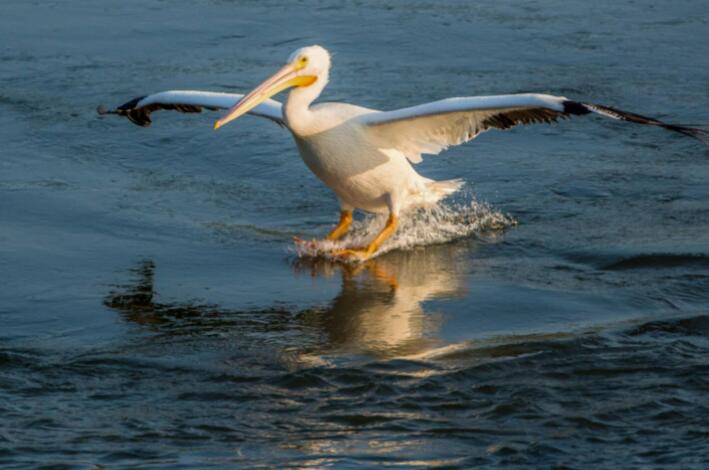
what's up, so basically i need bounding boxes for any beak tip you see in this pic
[213,121,221,130]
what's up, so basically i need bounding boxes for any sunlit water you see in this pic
[1,0,708,467]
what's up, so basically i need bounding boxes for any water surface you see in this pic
[1,0,708,467]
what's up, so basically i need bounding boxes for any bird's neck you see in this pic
[284,76,327,136]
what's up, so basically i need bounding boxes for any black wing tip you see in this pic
[117,96,147,111]
[664,125,709,145]
[579,102,709,145]
[98,95,212,127]
[126,112,152,127]
[562,100,592,116]
[118,96,152,127]
[97,96,152,127]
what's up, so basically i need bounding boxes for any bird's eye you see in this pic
[299,56,308,65]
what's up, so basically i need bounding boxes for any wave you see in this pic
[601,253,709,271]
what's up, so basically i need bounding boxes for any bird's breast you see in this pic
[291,116,426,213]
[293,126,370,182]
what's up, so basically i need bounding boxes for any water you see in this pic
[1,0,708,467]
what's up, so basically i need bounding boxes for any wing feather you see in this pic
[361,93,707,163]
[97,90,284,127]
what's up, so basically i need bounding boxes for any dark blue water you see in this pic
[1,0,708,467]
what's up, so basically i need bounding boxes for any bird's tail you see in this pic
[417,178,464,206]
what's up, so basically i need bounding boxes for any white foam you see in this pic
[293,194,516,262]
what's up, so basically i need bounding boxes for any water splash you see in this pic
[293,196,516,261]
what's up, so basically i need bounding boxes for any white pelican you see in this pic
[99,45,707,260]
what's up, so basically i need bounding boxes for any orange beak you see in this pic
[214,63,316,130]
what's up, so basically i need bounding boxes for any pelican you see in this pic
[99,45,707,259]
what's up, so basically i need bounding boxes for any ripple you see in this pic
[1,314,708,467]
[603,253,709,271]
[625,314,709,337]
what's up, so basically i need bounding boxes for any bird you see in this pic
[98,45,707,260]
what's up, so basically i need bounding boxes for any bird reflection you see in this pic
[294,244,469,359]
[104,261,295,335]
[105,242,471,360]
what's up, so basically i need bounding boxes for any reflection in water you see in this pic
[106,260,233,329]
[295,244,470,359]
[104,261,298,341]
[105,242,473,360]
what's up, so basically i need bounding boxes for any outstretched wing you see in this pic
[97,90,285,127]
[360,93,708,163]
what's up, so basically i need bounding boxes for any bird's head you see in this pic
[214,45,330,130]
[287,45,331,79]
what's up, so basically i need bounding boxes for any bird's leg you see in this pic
[326,210,353,241]
[333,214,398,260]
[294,210,352,248]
